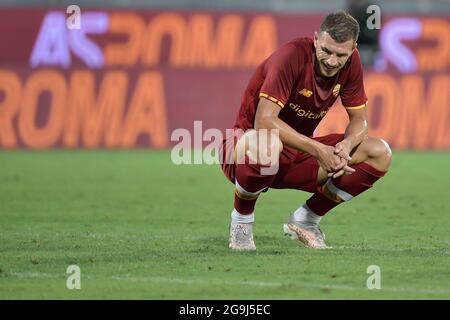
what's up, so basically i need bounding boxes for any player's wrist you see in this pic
[308,140,325,159]
[342,136,357,150]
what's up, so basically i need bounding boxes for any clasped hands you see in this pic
[318,140,355,179]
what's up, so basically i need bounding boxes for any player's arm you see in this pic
[329,105,368,178]
[254,97,343,173]
[332,49,369,177]
[334,105,368,162]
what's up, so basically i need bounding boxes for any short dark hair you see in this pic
[320,11,360,43]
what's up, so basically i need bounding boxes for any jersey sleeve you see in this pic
[340,49,368,110]
[259,43,300,108]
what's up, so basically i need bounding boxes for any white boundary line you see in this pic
[5,272,450,295]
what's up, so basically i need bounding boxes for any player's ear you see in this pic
[350,42,357,55]
[314,32,319,46]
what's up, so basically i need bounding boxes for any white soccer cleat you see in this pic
[283,214,331,249]
[229,221,256,251]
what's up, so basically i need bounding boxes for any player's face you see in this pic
[314,31,355,77]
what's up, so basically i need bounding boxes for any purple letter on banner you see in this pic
[29,12,70,68]
[380,18,421,73]
[68,12,109,68]
[29,11,109,68]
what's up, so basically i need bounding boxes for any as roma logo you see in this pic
[333,84,341,97]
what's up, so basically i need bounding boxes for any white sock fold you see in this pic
[231,209,254,224]
[293,204,322,225]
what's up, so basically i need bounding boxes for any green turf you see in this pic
[0,150,449,299]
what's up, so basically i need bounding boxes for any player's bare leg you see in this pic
[229,129,282,251]
[285,136,392,249]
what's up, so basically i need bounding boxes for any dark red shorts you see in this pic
[221,133,344,193]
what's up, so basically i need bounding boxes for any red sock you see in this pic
[233,156,277,214]
[234,193,258,215]
[306,162,386,216]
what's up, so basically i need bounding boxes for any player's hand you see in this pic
[328,163,355,178]
[317,145,345,173]
[328,140,355,178]
[334,140,352,162]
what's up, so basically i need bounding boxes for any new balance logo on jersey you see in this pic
[299,88,313,97]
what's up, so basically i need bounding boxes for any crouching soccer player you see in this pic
[220,11,392,250]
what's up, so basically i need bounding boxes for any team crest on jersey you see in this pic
[299,88,313,97]
[333,84,341,97]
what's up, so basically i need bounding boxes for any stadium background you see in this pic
[1,0,449,300]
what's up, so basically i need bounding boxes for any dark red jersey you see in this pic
[233,37,367,137]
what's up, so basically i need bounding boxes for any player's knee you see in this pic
[368,137,392,159]
[235,129,282,165]
[366,137,392,171]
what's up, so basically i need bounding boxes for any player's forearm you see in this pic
[343,117,368,149]
[255,116,322,157]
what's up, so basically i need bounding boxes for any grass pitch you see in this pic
[0,150,449,299]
